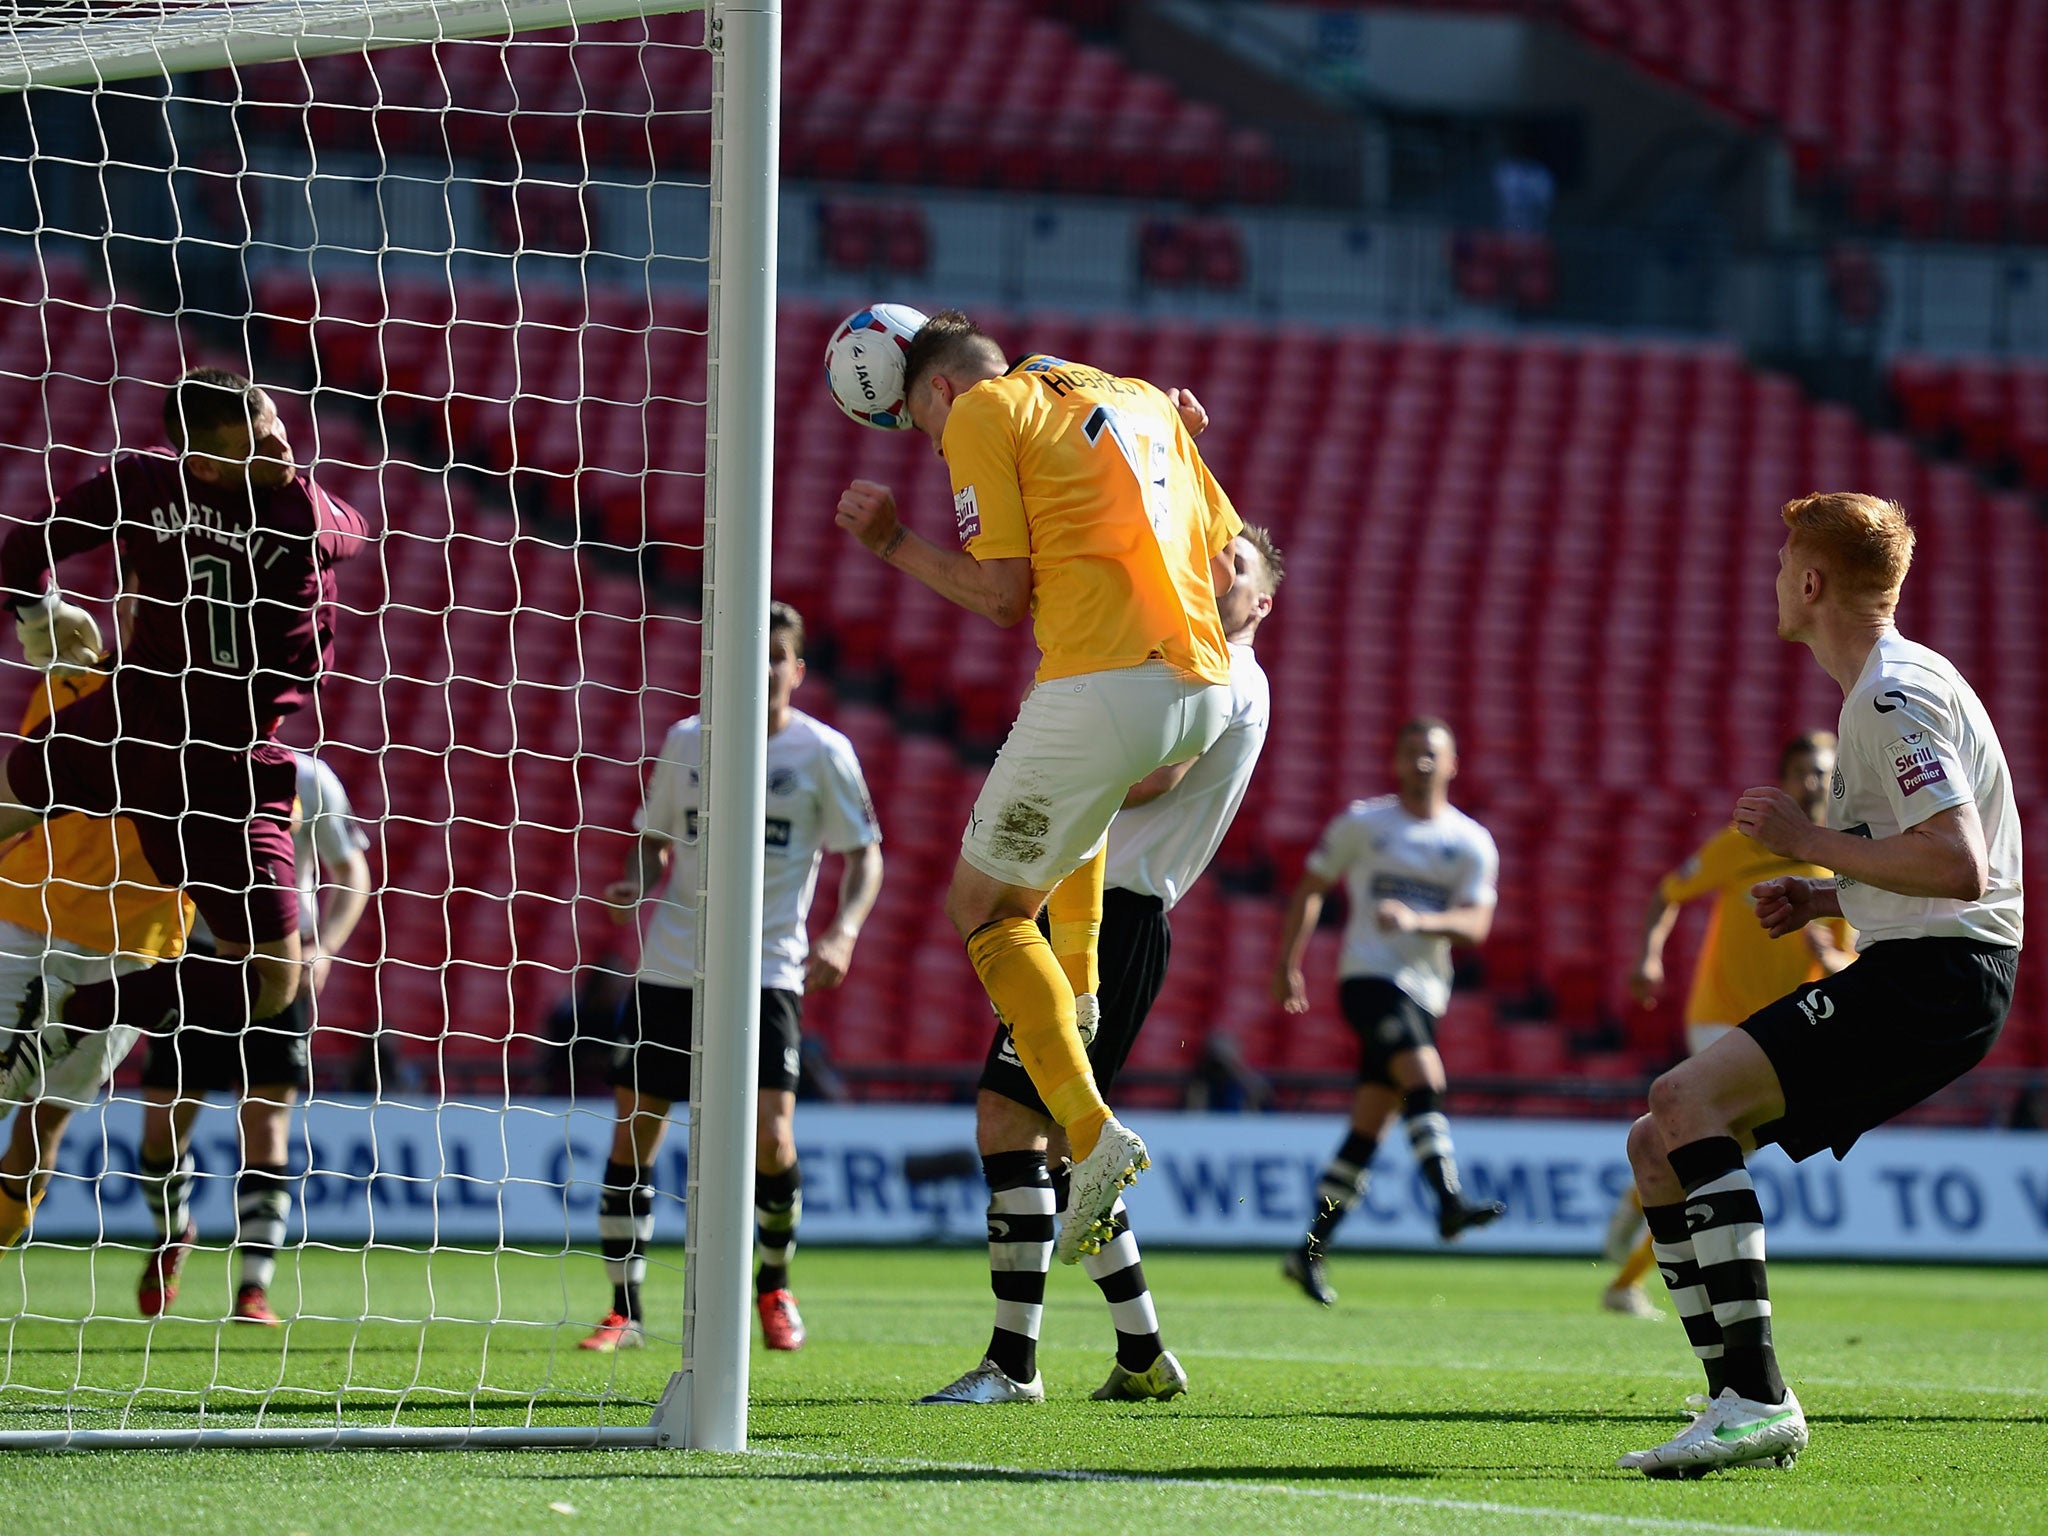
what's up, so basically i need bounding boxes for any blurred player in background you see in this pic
[1619,492,2021,1477]
[580,601,883,1354]
[835,311,1238,1264]
[1272,718,1504,1305]
[131,751,371,1323]
[1600,732,1854,1320]
[921,526,1279,1406]
[0,368,370,1251]
[0,637,192,1247]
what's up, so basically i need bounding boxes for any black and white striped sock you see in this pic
[755,1162,802,1296]
[235,1162,290,1292]
[1643,1199,1726,1399]
[1306,1129,1379,1252]
[982,1151,1054,1384]
[1404,1086,1463,1206]
[1668,1136,1784,1406]
[139,1149,194,1242]
[1055,1168,1162,1373]
[597,1158,654,1322]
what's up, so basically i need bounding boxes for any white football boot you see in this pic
[916,1357,1046,1405]
[1619,1387,1807,1477]
[1056,1116,1149,1264]
[1600,1282,1665,1320]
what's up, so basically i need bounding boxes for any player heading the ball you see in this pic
[834,308,1239,1264]
[0,367,371,1085]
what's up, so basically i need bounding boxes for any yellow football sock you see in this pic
[1616,1229,1657,1291]
[1046,846,1105,1002]
[965,916,1110,1156]
[0,1178,42,1250]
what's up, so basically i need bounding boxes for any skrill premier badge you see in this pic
[1889,733,1948,797]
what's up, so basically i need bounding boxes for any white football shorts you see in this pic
[0,920,145,1109]
[962,659,1231,892]
[1687,1022,1736,1058]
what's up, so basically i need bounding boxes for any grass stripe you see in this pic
[756,1447,1875,1536]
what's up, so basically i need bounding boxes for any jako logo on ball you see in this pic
[824,303,927,430]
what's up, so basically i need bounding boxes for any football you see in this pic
[823,303,928,429]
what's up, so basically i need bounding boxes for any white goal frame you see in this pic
[0,0,779,1455]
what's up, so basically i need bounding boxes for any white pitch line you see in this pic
[753,1448,1878,1536]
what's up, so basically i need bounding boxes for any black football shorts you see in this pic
[1744,936,2015,1162]
[608,982,804,1103]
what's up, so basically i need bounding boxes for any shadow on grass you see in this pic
[503,1463,1443,1486]
[749,1396,2044,1428]
[1166,1405,2031,1428]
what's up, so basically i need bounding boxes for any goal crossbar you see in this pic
[0,0,706,93]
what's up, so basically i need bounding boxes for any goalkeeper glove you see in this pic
[15,590,102,674]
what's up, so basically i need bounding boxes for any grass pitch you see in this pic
[0,1245,2042,1535]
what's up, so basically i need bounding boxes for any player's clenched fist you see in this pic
[1732,785,1813,860]
[836,479,902,557]
[1750,875,1822,939]
[15,591,101,675]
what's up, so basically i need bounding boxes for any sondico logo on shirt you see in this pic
[954,485,981,544]
[1887,733,1947,797]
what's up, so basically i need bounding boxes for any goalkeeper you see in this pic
[835,312,1238,1263]
[0,658,194,1248]
[0,369,369,1079]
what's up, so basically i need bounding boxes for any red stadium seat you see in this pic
[1543,0,2048,240]
[225,0,1287,207]
[9,251,2042,1098]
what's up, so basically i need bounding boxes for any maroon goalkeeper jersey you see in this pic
[1,449,372,745]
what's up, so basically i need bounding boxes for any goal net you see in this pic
[0,0,779,1450]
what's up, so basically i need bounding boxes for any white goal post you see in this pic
[0,0,778,1454]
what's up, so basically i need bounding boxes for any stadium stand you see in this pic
[225,0,1287,205]
[818,202,933,278]
[1520,0,2048,240]
[1891,353,2048,493]
[5,252,2043,1108]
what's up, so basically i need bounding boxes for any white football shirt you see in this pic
[292,753,370,942]
[1105,641,1270,909]
[1305,796,1499,1016]
[637,709,881,992]
[1829,631,2022,948]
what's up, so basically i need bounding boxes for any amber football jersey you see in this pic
[942,356,1240,687]
[0,670,192,960]
[1658,826,1852,1025]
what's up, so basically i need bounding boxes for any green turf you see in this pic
[1,1245,2043,1535]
